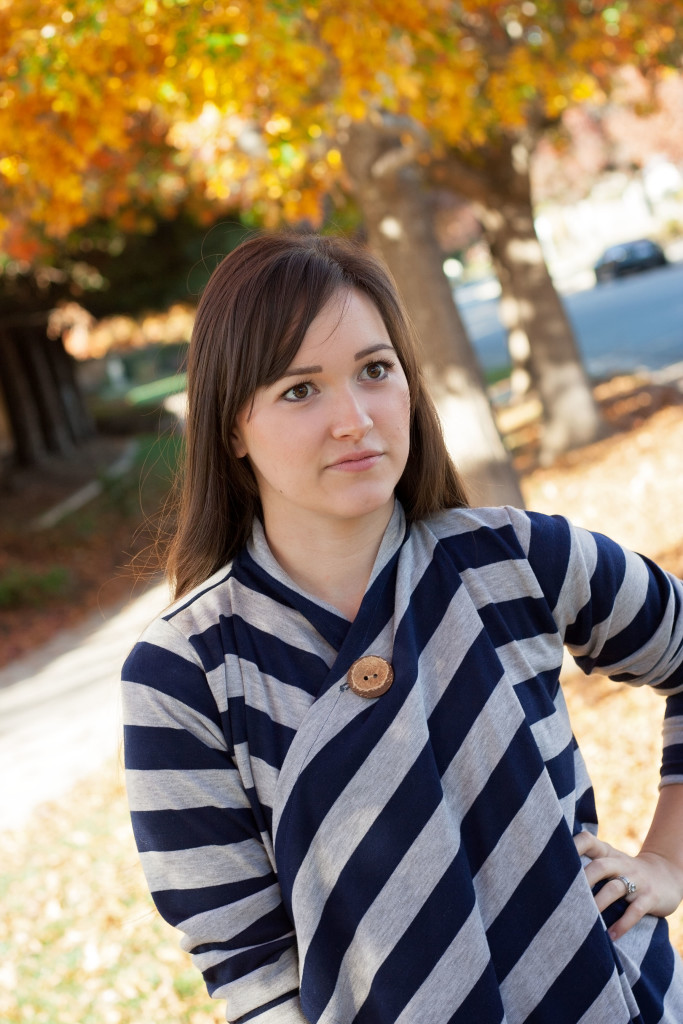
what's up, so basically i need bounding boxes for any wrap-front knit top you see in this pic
[122,503,683,1023]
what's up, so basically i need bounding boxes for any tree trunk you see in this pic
[492,258,533,400]
[0,318,94,468]
[340,119,523,507]
[431,138,607,465]
[18,324,75,456]
[46,334,94,443]
[0,326,48,465]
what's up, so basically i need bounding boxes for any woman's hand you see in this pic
[574,831,683,941]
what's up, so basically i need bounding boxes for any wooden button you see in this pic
[347,656,394,698]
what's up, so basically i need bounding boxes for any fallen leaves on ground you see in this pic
[0,766,224,1024]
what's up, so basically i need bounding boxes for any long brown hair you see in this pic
[167,232,468,598]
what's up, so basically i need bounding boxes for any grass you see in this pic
[0,566,74,609]
[0,431,183,667]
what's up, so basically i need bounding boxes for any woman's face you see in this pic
[232,288,411,537]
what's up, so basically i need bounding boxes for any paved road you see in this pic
[0,581,168,832]
[456,259,683,378]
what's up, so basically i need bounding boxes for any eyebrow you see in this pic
[280,343,395,379]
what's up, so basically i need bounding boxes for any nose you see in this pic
[329,386,373,440]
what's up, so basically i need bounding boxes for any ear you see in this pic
[230,426,247,459]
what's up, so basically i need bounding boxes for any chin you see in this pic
[330,490,396,522]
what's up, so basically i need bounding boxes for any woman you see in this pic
[122,232,683,1024]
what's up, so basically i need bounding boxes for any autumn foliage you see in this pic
[1,0,683,261]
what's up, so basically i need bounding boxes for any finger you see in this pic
[606,900,646,942]
[582,856,632,890]
[574,831,611,860]
[592,876,636,913]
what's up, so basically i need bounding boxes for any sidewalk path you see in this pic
[0,582,168,832]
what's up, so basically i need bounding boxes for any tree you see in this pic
[1,1,525,502]
[2,0,682,472]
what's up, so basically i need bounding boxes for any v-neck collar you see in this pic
[239,501,407,656]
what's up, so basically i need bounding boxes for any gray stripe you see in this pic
[122,681,226,750]
[139,839,272,892]
[126,768,244,812]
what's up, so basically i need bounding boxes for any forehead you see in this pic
[295,288,390,358]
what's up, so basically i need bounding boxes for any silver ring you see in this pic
[616,875,637,897]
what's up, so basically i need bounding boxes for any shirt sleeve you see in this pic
[121,616,308,1024]
[510,508,683,787]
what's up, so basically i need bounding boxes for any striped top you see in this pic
[122,503,683,1024]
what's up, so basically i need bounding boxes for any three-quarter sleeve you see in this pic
[121,617,308,1023]
[512,508,683,786]
[662,690,683,786]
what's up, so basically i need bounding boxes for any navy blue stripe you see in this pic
[642,647,683,692]
[598,563,673,670]
[427,635,506,780]
[566,537,628,652]
[244,704,297,771]
[235,546,351,650]
[234,990,299,1024]
[440,520,526,571]
[154,875,274,926]
[130,805,259,852]
[123,724,230,770]
[195,615,331,688]
[459,725,546,879]
[478,595,557,648]
[191,903,294,955]
[662,742,683,777]
[630,916,675,1023]
[485,822,581,981]
[574,782,598,833]
[525,917,628,1024]
[665,691,683,717]
[353,843,479,1024]
[318,541,406,690]
[526,512,572,611]
[446,960,506,1024]
[544,740,577,801]
[303,741,445,1008]
[122,642,222,725]
[514,671,562,727]
[202,939,293,995]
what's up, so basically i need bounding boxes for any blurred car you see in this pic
[594,238,668,283]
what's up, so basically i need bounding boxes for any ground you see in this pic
[0,431,179,667]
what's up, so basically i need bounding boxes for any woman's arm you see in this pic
[513,510,683,938]
[576,689,683,940]
[122,618,308,1024]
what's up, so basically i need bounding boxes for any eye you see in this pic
[360,359,393,381]
[282,381,315,402]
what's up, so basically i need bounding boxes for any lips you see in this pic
[329,450,383,470]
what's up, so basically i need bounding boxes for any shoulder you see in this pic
[163,560,238,638]
[417,504,540,557]
[122,560,238,683]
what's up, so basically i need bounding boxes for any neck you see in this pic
[263,504,394,620]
